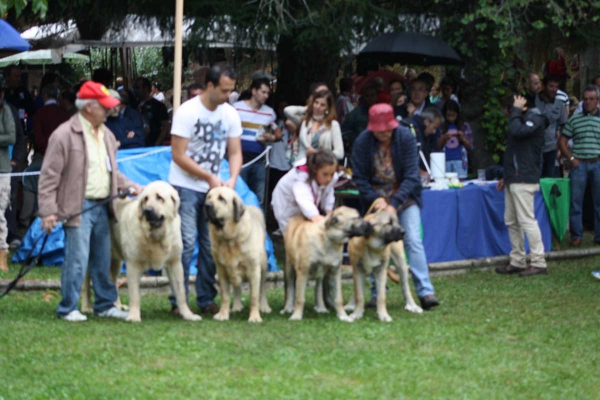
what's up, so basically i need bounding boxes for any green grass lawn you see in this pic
[1,257,600,399]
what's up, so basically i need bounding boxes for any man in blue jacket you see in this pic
[351,103,439,310]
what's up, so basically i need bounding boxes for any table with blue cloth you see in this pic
[421,183,552,263]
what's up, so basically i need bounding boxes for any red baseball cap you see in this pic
[77,81,120,109]
[367,103,399,132]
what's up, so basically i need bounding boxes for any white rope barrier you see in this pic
[0,145,271,177]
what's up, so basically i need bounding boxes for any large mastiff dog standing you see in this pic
[204,187,271,323]
[348,210,423,322]
[281,206,372,322]
[95,181,201,323]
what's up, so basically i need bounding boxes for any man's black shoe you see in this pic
[419,295,440,310]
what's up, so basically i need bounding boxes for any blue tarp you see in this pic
[421,183,552,263]
[13,147,280,272]
[0,20,30,51]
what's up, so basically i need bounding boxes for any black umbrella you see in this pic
[358,32,462,66]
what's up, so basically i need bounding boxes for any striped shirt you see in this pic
[562,112,600,159]
[233,100,276,155]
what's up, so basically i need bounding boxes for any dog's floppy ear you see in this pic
[138,196,146,219]
[170,192,181,215]
[325,214,338,229]
[233,196,246,223]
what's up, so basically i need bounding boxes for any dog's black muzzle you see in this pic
[347,221,374,238]
[204,203,224,228]
[383,225,405,243]
[144,208,165,229]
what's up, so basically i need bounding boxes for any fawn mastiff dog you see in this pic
[82,181,202,323]
[204,187,271,323]
[348,210,423,322]
[281,206,372,322]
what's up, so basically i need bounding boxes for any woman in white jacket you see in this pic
[271,150,339,236]
[284,90,344,162]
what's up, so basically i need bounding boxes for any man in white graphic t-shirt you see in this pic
[169,63,243,315]
[233,78,281,207]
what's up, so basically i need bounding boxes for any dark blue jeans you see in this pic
[57,200,116,316]
[570,160,600,241]
[240,159,266,208]
[171,186,217,308]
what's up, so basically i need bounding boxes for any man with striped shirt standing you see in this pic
[558,85,600,247]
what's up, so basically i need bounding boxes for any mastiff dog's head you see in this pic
[204,187,246,237]
[324,206,373,243]
[138,181,181,229]
[363,210,405,249]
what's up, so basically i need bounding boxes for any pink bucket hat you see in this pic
[367,103,399,132]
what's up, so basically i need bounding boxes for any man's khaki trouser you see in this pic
[0,176,11,251]
[505,183,547,269]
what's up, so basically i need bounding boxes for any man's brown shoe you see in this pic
[495,264,524,275]
[199,303,219,315]
[571,238,582,247]
[519,266,548,277]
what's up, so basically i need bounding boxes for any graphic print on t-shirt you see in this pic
[188,118,227,175]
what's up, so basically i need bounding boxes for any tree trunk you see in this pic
[276,32,341,105]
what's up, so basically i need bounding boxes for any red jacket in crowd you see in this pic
[34,103,70,155]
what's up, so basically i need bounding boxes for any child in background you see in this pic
[429,83,440,104]
[437,100,473,179]
[271,150,338,236]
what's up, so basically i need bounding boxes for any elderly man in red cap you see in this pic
[38,81,142,322]
[351,103,439,310]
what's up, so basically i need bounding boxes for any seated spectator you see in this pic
[33,85,70,162]
[341,83,379,152]
[351,103,439,310]
[336,77,355,124]
[105,90,145,149]
[395,78,431,120]
[285,90,343,161]
[436,100,473,179]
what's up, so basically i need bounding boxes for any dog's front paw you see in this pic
[248,314,263,323]
[116,303,129,312]
[349,311,363,321]
[343,303,355,312]
[231,303,244,313]
[289,313,303,321]
[377,313,393,323]
[280,307,293,315]
[125,315,142,323]
[338,314,354,323]
[260,304,272,314]
[213,312,230,321]
[314,306,330,314]
[405,303,423,314]
[182,313,202,322]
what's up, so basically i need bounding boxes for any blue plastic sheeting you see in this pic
[13,147,280,272]
[421,183,552,263]
[0,20,30,51]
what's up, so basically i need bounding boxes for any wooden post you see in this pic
[173,0,184,112]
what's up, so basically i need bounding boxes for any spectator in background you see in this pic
[389,79,404,99]
[548,47,569,92]
[0,87,17,272]
[536,75,566,178]
[371,77,391,105]
[187,83,205,99]
[573,75,600,116]
[33,85,70,163]
[342,83,379,152]
[152,82,166,103]
[404,69,417,85]
[429,82,441,104]
[395,78,431,120]
[233,78,281,207]
[92,68,113,89]
[435,78,460,111]
[283,82,329,137]
[558,85,600,247]
[4,65,35,133]
[401,107,443,179]
[336,77,355,125]
[495,95,548,277]
[524,72,541,109]
[60,90,77,116]
[417,72,435,91]
[34,72,60,111]
[570,54,581,99]
[105,90,145,149]
[437,100,473,179]
[133,77,170,146]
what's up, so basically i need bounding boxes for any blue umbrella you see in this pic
[0,20,30,51]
